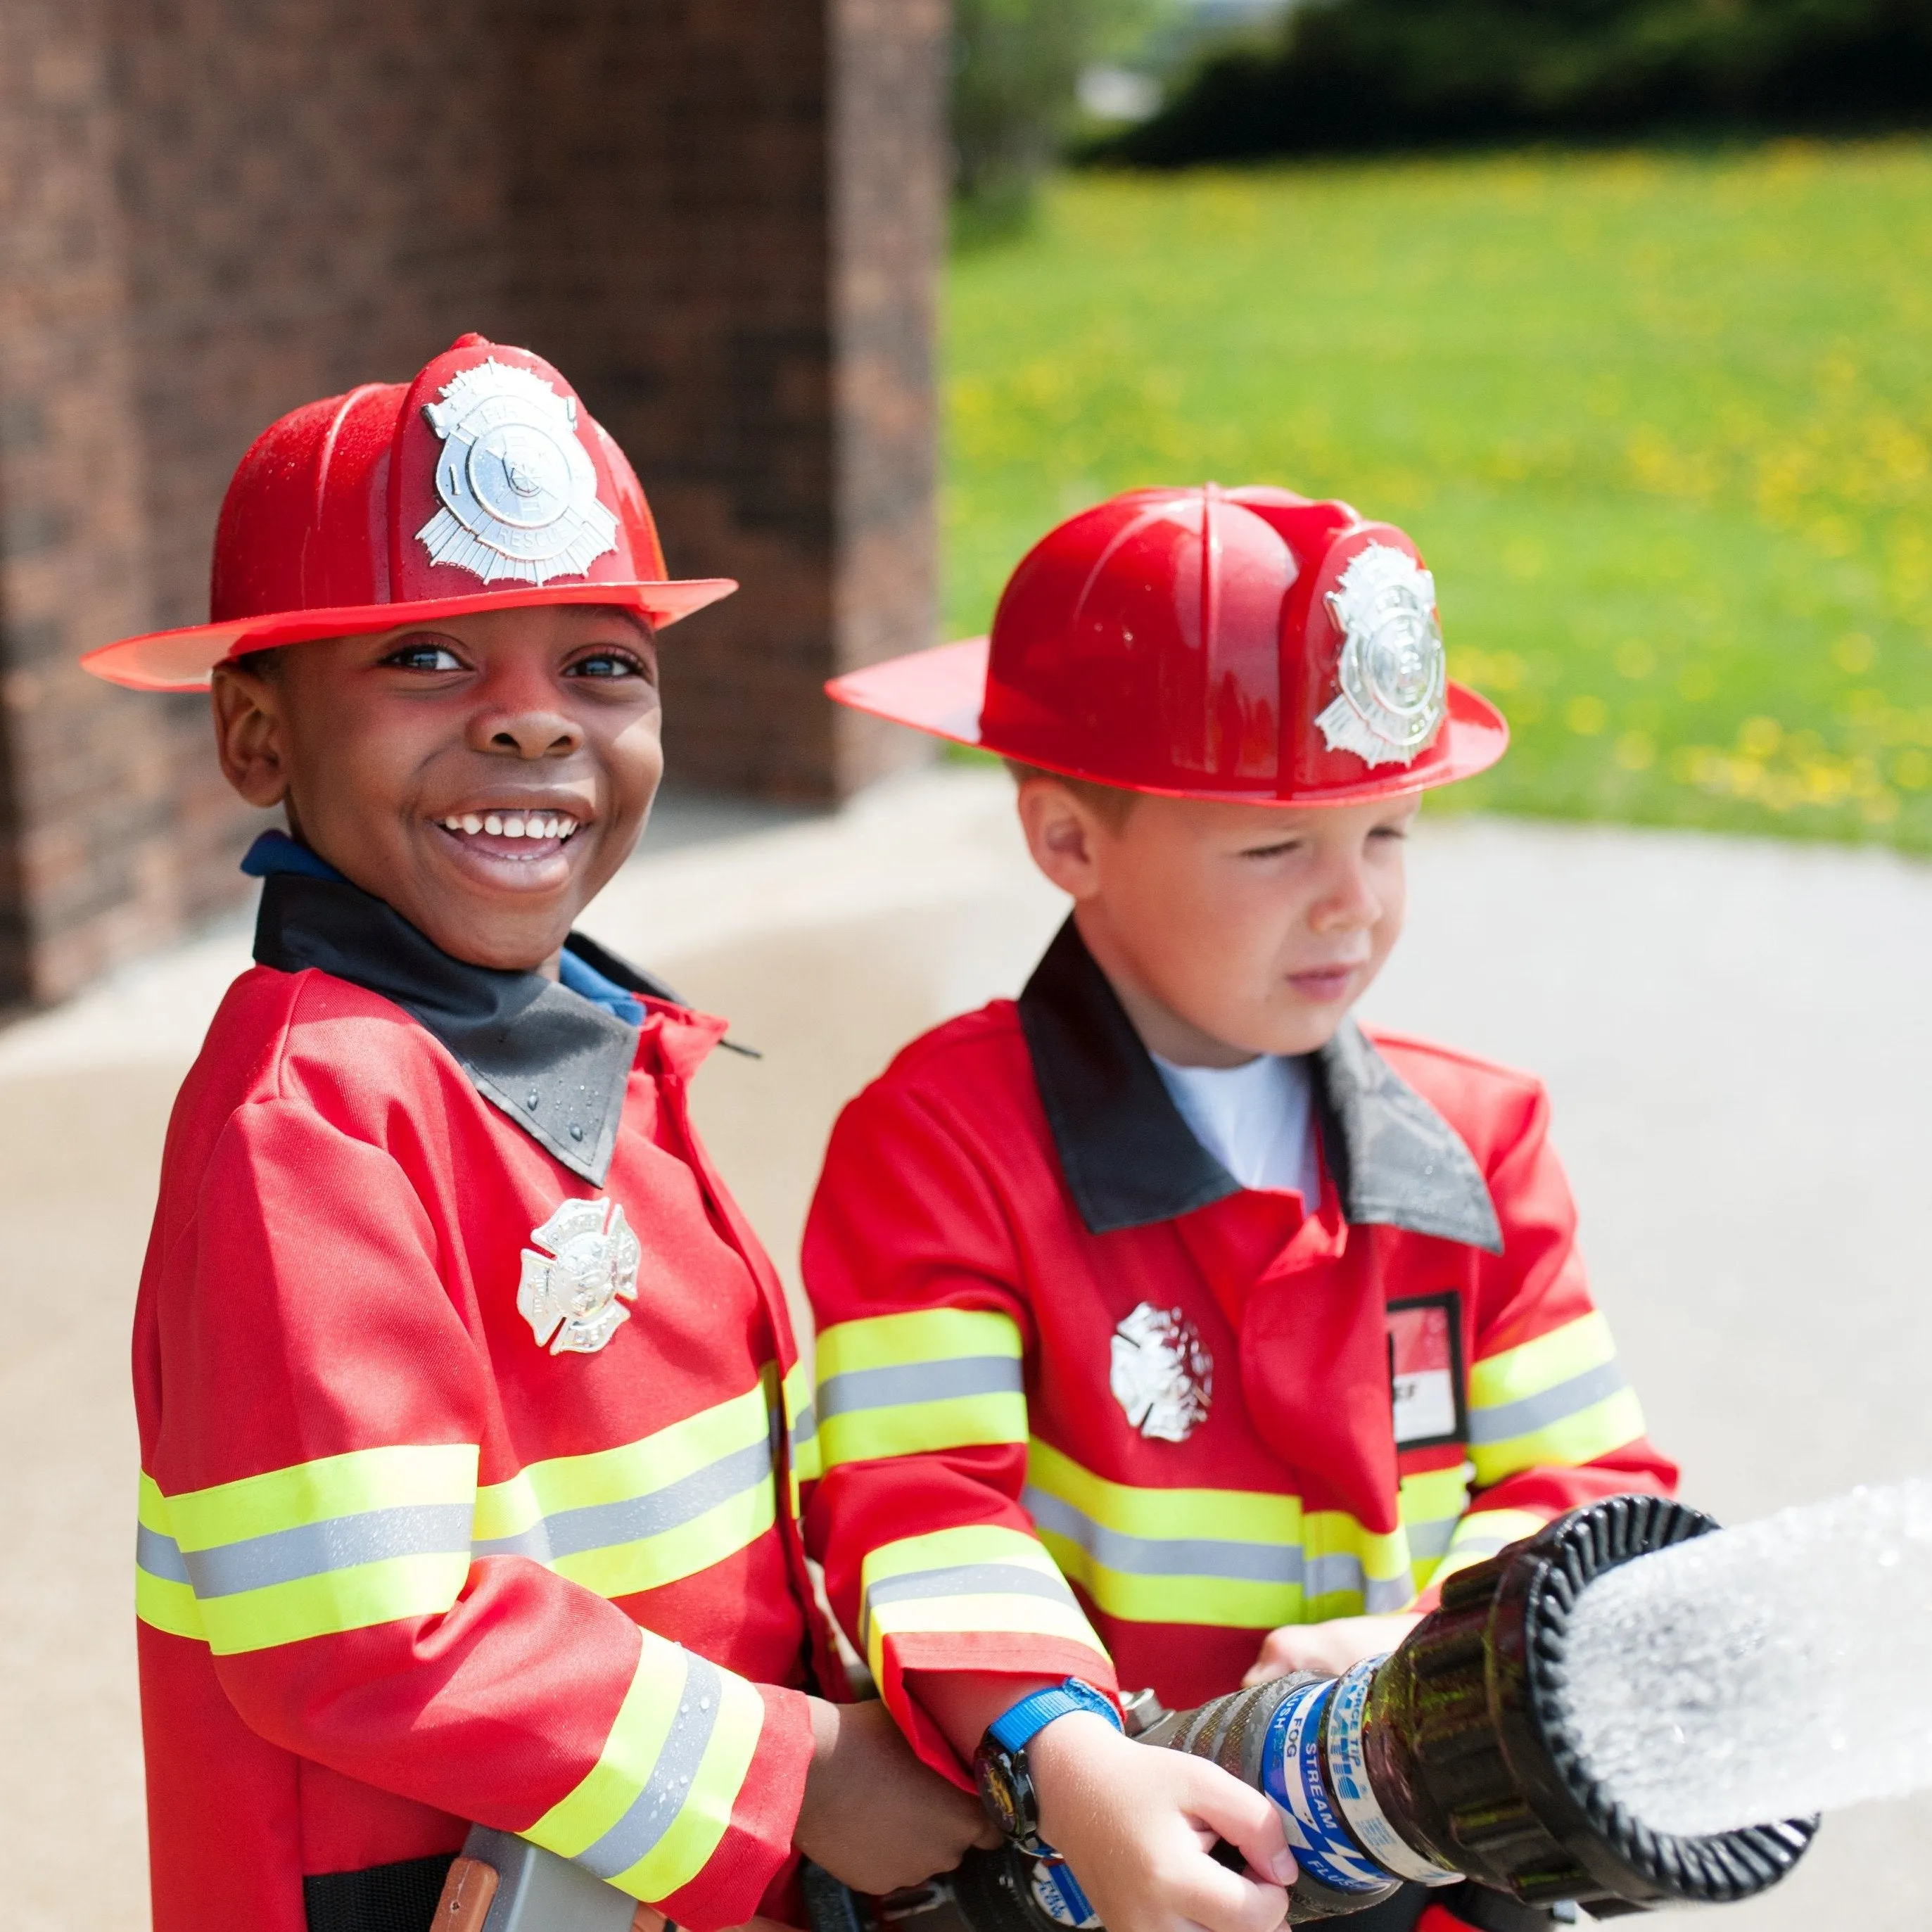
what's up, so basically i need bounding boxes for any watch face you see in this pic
[975,1747,1036,1845]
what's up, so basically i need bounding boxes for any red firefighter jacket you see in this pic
[802,919,1677,1783]
[134,864,833,1932]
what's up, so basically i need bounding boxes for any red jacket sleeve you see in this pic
[1421,1071,1678,1605]
[139,1099,810,1929]
[801,1079,1117,1782]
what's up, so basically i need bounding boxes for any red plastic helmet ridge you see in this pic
[828,483,1506,805]
[82,333,735,692]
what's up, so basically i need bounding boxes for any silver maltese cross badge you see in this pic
[1110,1302,1213,1443]
[1315,542,1448,768]
[518,1197,641,1355]
[417,358,619,585]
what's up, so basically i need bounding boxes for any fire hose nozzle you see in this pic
[879,1495,1817,1932]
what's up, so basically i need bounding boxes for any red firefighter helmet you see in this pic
[829,483,1506,803]
[82,333,734,691]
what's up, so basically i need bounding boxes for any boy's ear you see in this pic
[210,662,292,808]
[1016,778,1107,901]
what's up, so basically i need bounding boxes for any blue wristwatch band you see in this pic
[988,1677,1123,1751]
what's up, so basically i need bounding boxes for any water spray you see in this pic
[880,1495,1819,1931]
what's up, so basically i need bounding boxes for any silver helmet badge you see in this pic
[1314,542,1448,768]
[417,358,619,585]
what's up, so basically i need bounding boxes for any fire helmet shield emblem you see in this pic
[518,1197,641,1355]
[1110,1301,1213,1444]
[417,357,620,585]
[1315,542,1449,768]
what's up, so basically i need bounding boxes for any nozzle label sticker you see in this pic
[1316,543,1447,768]
[1325,1659,1461,1886]
[1027,1858,1101,1929]
[419,358,620,585]
[1260,1681,1393,1895]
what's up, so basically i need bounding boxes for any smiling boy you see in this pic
[801,488,1677,1932]
[85,336,990,1932]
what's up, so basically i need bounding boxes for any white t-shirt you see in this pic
[1151,1050,1322,1202]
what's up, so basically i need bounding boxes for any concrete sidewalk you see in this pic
[4,769,1928,1926]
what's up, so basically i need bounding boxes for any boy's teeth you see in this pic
[440,813,579,839]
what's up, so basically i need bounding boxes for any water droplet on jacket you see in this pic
[526,1091,540,1110]
[570,1123,584,1140]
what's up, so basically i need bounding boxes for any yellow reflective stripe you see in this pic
[201,1553,473,1654]
[859,1525,1108,1683]
[1027,1439,1297,1542]
[138,1447,479,1654]
[471,1383,780,1601]
[1026,1442,1414,1627]
[474,1388,769,1539]
[1468,1312,1615,1410]
[134,1568,205,1640]
[815,1307,1022,1378]
[815,1310,1027,1469]
[1468,1386,1647,1487]
[526,1632,766,1904]
[1398,1463,1475,1590]
[782,1359,820,1493]
[1430,1507,1550,1590]
[165,1443,478,1549]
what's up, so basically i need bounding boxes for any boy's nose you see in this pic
[480,713,583,758]
[469,687,585,760]
[1309,862,1382,932]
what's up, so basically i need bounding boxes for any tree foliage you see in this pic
[1105,0,1932,165]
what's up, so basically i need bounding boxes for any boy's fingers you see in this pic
[1178,1762,1295,1886]
[1157,1856,1289,1932]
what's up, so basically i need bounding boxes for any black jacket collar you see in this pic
[253,872,676,1187]
[1016,918,1503,1252]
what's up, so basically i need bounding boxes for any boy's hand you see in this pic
[1241,1612,1423,1687]
[794,1698,1000,1893]
[1029,1712,1294,1932]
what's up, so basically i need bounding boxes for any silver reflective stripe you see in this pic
[1028,1487,1413,1613]
[860,1561,1078,1645]
[136,1522,191,1584]
[1363,1572,1416,1613]
[1404,1513,1460,1563]
[474,1437,775,1565]
[576,1652,723,1881]
[1466,1359,1626,1444]
[180,1503,474,1599]
[790,1401,818,1447]
[816,1355,1022,1419]
[1025,1485,1304,1584]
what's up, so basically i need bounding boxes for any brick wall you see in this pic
[0,0,946,1005]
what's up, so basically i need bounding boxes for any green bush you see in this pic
[1105,0,1932,165]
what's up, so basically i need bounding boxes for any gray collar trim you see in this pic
[253,872,654,1186]
[1016,917,1501,1252]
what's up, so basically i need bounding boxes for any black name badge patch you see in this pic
[1387,1292,1466,1449]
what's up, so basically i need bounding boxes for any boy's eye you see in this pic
[566,649,651,681]
[383,640,465,673]
[1240,839,1305,860]
[1369,822,1411,842]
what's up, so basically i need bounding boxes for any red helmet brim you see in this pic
[82,577,737,692]
[829,637,1509,805]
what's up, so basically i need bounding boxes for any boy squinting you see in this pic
[805,488,1676,1932]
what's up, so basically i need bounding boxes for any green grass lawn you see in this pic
[943,143,1932,846]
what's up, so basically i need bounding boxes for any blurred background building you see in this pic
[0,0,945,1006]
